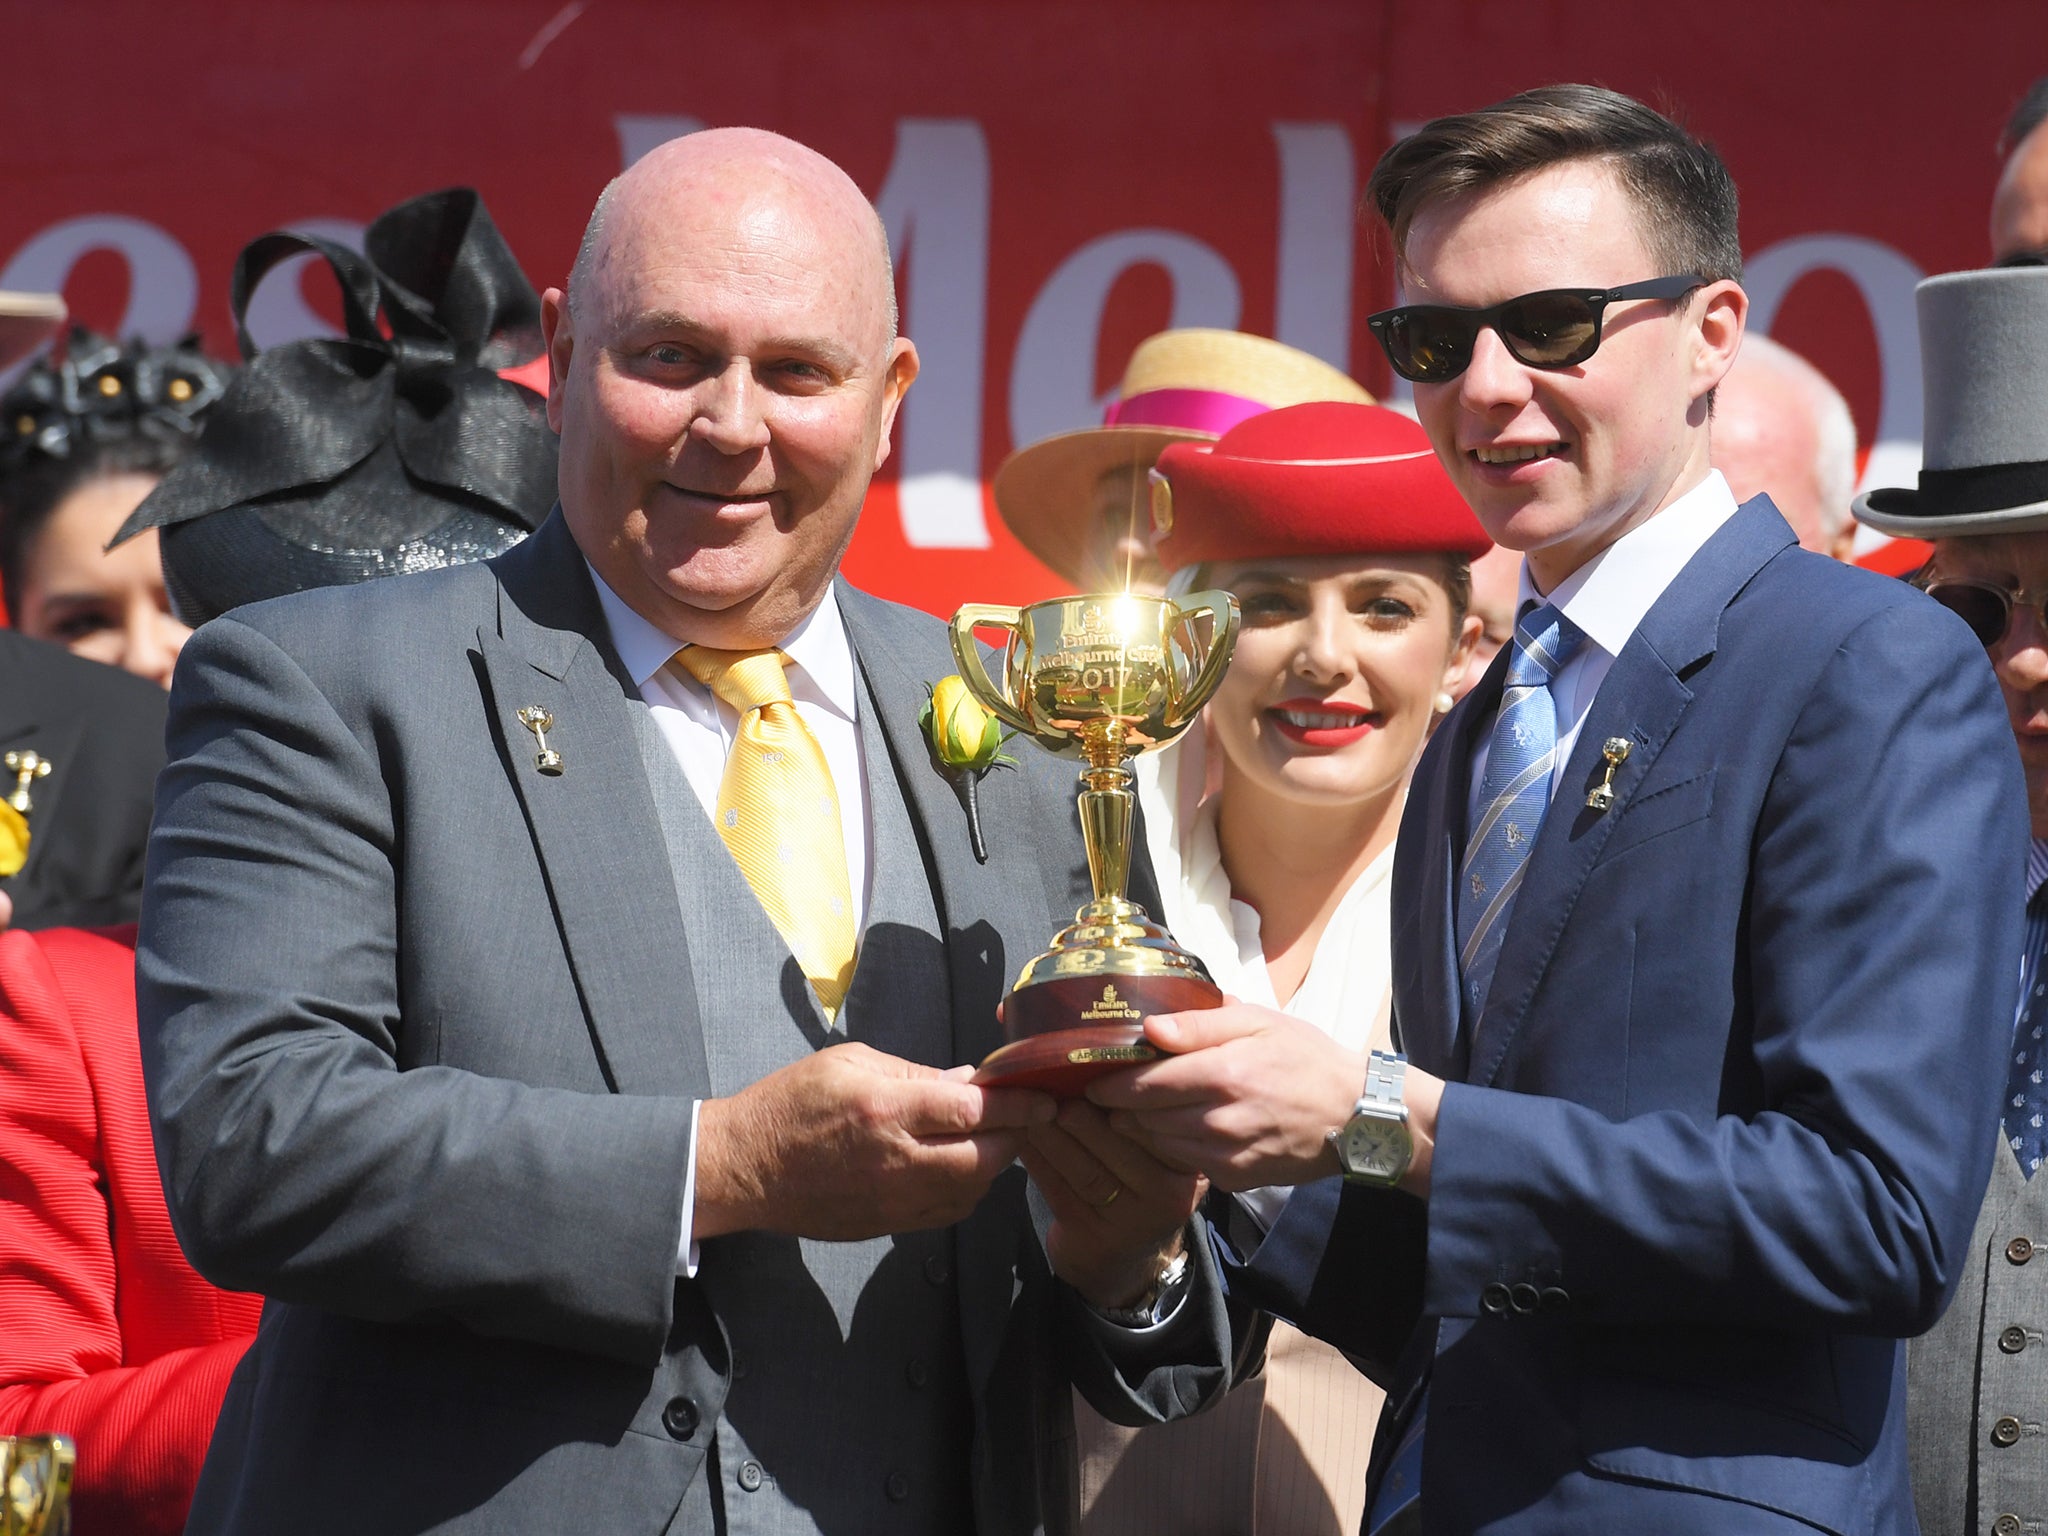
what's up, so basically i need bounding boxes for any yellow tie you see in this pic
[675,647,857,1017]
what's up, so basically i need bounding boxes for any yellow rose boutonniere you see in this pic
[919,674,1015,863]
[0,800,28,880]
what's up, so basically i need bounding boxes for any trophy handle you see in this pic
[948,605,1035,734]
[1164,590,1242,731]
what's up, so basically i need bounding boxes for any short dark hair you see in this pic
[1365,83,1742,286]
[2002,77,2048,158]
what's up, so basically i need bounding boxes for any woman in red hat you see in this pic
[1071,400,1486,1536]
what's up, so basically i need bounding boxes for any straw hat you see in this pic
[1854,267,2048,536]
[0,291,65,373]
[992,328,1372,583]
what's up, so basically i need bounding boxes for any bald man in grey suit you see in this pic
[140,130,1242,1536]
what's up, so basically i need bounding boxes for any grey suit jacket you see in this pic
[139,511,1241,1535]
[1908,1141,2048,1536]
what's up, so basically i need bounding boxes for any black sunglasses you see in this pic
[1923,579,2048,648]
[1366,274,1709,384]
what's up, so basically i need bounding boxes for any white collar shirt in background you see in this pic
[1468,470,1741,828]
[588,564,870,1277]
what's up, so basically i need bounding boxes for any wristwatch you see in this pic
[1328,1051,1413,1186]
[1098,1246,1191,1329]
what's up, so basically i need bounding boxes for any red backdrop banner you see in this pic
[6,1,2043,614]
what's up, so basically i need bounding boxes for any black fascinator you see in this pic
[115,187,558,625]
[2,329,231,471]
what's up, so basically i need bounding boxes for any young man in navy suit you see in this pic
[1089,84,2026,1534]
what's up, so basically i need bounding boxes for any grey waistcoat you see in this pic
[1909,1143,2048,1536]
[628,676,976,1536]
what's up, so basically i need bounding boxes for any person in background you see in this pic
[0,295,165,935]
[1993,77,2048,264]
[1854,265,2048,1536]
[993,328,1372,593]
[1072,400,1482,1536]
[1449,543,1519,700]
[0,187,558,1536]
[1091,83,2021,1535]
[1710,332,1859,560]
[0,333,230,687]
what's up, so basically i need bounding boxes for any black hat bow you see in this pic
[116,187,558,624]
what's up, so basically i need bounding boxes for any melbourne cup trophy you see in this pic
[949,589,1240,1095]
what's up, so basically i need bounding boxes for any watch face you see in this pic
[1339,1114,1412,1183]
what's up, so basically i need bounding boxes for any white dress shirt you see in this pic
[1469,471,1741,826]
[587,566,871,1274]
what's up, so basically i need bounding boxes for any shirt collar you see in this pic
[585,562,860,720]
[1517,470,1741,659]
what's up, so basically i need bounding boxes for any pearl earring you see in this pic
[1434,691,1456,714]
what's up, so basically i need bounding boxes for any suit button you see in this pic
[885,1469,911,1502]
[2007,1237,2035,1265]
[1992,1415,2022,1447]
[1539,1286,1571,1312]
[1509,1283,1541,1315]
[1994,1515,2022,1536]
[1480,1283,1512,1315]
[923,1255,952,1286]
[2000,1326,2030,1355]
[661,1397,700,1440]
[905,1357,930,1388]
[737,1461,764,1493]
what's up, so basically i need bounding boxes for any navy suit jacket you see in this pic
[1229,500,2028,1535]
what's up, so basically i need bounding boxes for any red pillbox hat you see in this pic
[1151,401,1491,572]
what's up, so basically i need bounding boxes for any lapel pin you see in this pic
[515,707,564,776]
[4,750,52,814]
[1584,737,1631,812]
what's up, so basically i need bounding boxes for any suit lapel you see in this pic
[838,583,1057,1404]
[1465,499,1795,1086]
[477,512,710,1100]
[1400,649,1502,1079]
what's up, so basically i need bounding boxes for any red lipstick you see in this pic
[1267,698,1377,748]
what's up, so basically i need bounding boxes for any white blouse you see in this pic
[1136,723,1396,1231]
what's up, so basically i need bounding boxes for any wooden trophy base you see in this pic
[973,970,1223,1097]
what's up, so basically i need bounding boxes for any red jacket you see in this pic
[0,925,261,1535]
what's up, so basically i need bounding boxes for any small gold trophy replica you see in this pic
[0,1435,75,1536]
[949,590,1239,1094]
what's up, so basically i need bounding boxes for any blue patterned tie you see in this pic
[2005,891,2048,1176]
[1457,602,1585,1018]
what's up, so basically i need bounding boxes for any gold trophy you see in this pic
[950,590,1239,1094]
[1,1436,74,1536]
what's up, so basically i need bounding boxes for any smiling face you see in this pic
[544,130,918,648]
[1205,553,1477,814]
[1928,532,2048,838]
[14,471,190,688]
[1402,159,1743,591]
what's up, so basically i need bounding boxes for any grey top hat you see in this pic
[1854,267,2048,537]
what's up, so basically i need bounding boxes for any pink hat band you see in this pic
[1100,386,1271,437]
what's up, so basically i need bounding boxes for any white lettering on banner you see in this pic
[1272,123,1356,375]
[238,219,368,351]
[1744,233,1925,499]
[877,120,993,549]
[1010,230,1242,454]
[0,215,197,387]
[615,114,707,168]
